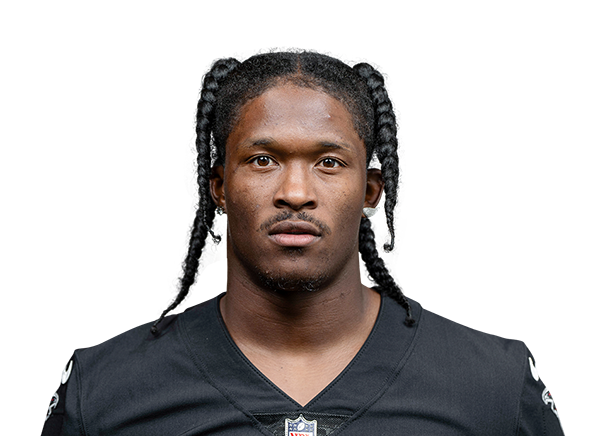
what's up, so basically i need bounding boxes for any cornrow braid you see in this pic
[390,95,406,215]
[151,58,240,335]
[352,62,413,324]
[353,63,399,252]
[359,217,414,326]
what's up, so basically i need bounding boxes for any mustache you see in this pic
[259,211,331,235]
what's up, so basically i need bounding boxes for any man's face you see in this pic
[211,83,382,291]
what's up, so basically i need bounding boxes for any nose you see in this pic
[273,163,317,210]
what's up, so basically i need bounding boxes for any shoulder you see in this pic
[67,298,219,432]
[386,301,528,374]
[405,300,530,423]
[73,297,217,378]
[73,312,178,376]
[374,297,564,434]
[414,301,528,368]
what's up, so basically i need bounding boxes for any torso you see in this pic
[237,338,369,406]
[51,295,561,436]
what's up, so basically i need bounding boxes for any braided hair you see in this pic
[353,62,413,324]
[151,51,414,334]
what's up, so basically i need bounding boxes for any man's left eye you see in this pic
[319,158,341,168]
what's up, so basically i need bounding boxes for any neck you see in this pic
[220,255,381,353]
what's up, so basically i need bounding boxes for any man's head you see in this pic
[210,83,383,292]
[151,51,413,334]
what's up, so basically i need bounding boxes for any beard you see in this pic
[250,251,329,293]
[254,266,327,293]
[258,274,325,293]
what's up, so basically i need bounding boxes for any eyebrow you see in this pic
[318,141,349,150]
[243,138,351,151]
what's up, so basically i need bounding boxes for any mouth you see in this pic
[268,221,322,247]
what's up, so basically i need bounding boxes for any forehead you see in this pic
[226,84,364,153]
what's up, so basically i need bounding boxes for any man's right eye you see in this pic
[250,156,273,167]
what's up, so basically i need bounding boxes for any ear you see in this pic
[364,168,384,208]
[210,165,226,210]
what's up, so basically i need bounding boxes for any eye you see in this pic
[319,157,342,168]
[250,155,274,167]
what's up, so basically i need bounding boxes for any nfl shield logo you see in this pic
[285,414,317,436]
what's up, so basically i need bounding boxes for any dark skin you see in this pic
[210,83,384,406]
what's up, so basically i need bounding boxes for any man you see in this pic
[42,51,564,435]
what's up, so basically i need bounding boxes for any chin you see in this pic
[231,241,340,293]
[254,269,328,293]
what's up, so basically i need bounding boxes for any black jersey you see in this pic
[41,294,564,435]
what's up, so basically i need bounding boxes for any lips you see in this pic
[268,221,321,247]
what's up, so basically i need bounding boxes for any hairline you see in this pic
[217,75,374,166]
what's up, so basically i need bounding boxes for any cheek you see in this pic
[224,177,268,227]
[322,185,365,236]
[324,177,366,210]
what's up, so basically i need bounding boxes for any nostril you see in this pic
[273,174,317,209]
